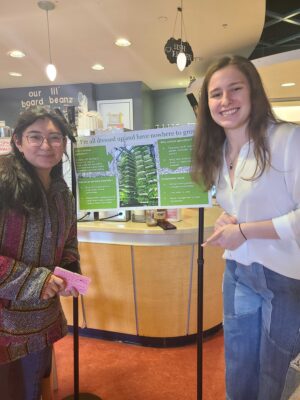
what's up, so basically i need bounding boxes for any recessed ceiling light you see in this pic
[92,64,104,71]
[281,82,296,87]
[9,72,23,77]
[158,16,168,22]
[115,38,131,47]
[8,50,25,58]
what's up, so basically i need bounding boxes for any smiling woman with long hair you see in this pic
[0,107,80,400]
[192,55,300,400]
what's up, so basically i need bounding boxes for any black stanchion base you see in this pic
[63,394,102,399]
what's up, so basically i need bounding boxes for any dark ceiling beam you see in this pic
[275,33,300,45]
[265,9,300,27]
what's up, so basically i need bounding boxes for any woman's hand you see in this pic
[59,287,79,297]
[203,223,246,250]
[41,274,66,300]
[214,211,237,231]
[204,216,279,250]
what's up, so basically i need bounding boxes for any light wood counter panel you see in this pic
[189,245,225,333]
[61,243,136,334]
[134,245,193,337]
[61,207,225,342]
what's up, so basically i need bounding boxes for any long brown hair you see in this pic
[191,55,277,189]
[0,107,72,212]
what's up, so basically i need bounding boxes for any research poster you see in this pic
[74,125,211,211]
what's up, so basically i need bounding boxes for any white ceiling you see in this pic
[1,0,299,103]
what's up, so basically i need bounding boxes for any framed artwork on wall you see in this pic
[97,98,133,130]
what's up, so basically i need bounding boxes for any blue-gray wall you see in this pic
[0,83,94,127]
[94,81,144,130]
[141,83,154,130]
[152,88,195,127]
[0,81,195,130]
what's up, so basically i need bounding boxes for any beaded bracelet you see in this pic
[238,223,247,241]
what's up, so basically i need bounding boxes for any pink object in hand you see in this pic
[54,267,91,295]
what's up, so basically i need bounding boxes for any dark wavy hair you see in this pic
[0,107,72,212]
[191,55,277,189]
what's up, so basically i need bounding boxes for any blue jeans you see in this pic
[223,260,300,400]
[0,346,52,400]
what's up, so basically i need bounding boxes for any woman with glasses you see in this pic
[192,55,300,400]
[0,107,79,399]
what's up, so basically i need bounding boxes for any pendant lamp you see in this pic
[164,0,194,71]
[177,1,187,71]
[38,1,57,81]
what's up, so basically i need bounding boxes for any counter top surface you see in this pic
[77,207,222,246]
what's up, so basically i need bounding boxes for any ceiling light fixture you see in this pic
[8,50,25,58]
[92,64,104,71]
[281,82,296,87]
[158,16,168,23]
[38,0,57,82]
[177,2,186,71]
[115,38,131,47]
[164,0,193,72]
[9,72,23,77]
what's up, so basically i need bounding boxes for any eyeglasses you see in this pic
[26,133,64,147]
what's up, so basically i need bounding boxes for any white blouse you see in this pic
[216,122,300,279]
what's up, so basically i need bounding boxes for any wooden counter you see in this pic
[61,207,225,345]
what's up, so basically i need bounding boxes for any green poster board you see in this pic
[74,125,210,210]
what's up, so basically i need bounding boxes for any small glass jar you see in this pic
[131,210,146,223]
[154,209,167,221]
[145,210,157,226]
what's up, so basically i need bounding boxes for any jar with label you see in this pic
[154,209,167,221]
[145,210,157,226]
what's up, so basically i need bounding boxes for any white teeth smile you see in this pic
[221,108,239,116]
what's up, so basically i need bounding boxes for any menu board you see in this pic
[74,125,211,211]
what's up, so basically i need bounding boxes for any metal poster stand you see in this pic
[63,297,100,400]
[197,208,205,400]
[62,120,208,399]
[56,107,101,400]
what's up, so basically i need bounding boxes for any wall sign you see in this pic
[0,83,95,127]
[164,37,194,67]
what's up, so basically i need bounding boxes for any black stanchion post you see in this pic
[74,297,79,398]
[197,208,204,400]
[63,297,100,400]
[55,107,101,400]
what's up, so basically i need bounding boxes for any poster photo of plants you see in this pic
[116,144,158,207]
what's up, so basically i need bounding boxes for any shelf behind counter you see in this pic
[61,207,225,346]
